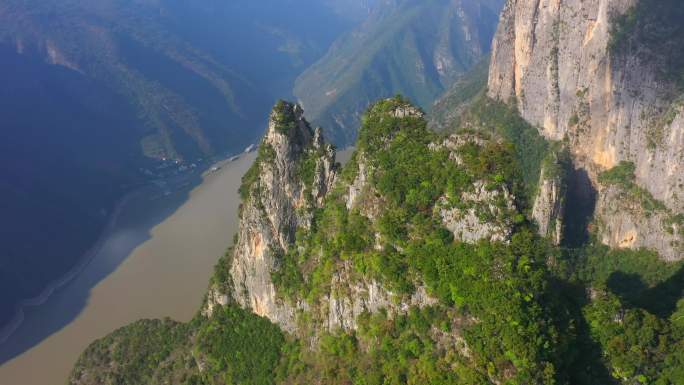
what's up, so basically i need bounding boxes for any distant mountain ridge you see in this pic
[0,0,360,160]
[0,0,359,332]
[294,0,504,145]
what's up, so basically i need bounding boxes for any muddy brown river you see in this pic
[0,153,256,385]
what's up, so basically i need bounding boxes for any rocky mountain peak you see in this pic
[265,101,314,158]
[203,101,339,329]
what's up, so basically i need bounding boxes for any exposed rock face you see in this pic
[430,134,516,243]
[532,153,567,245]
[596,185,682,261]
[324,262,437,331]
[312,127,337,206]
[214,101,438,334]
[226,102,337,331]
[532,170,564,245]
[488,0,684,259]
[439,182,515,243]
[346,156,369,210]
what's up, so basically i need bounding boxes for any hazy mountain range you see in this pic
[0,0,500,332]
[0,0,359,330]
[295,0,503,144]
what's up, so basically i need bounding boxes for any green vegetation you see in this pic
[259,97,684,385]
[196,306,285,385]
[561,240,683,315]
[609,0,684,89]
[208,246,235,294]
[273,100,298,135]
[460,96,552,207]
[270,97,569,383]
[277,306,464,384]
[71,96,684,385]
[549,236,684,385]
[71,305,286,385]
[584,291,684,385]
[598,161,636,188]
[70,319,202,385]
[574,243,681,288]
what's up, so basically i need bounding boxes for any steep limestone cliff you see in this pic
[208,101,336,331]
[488,0,684,259]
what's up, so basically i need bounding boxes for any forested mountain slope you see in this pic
[61,1,684,384]
[70,97,684,385]
[294,0,504,145]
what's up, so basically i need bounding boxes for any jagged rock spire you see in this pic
[209,101,337,330]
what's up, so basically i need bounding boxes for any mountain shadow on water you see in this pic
[0,171,202,366]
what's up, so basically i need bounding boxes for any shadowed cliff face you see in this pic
[488,0,684,260]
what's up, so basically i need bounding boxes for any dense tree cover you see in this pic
[195,306,286,385]
[276,306,464,385]
[584,291,684,384]
[274,97,684,385]
[271,97,572,384]
[273,100,299,135]
[69,319,202,385]
[72,97,684,385]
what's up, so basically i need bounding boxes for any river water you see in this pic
[0,153,256,385]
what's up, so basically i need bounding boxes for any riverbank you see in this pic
[0,146,261,346]
[0,152,256,385]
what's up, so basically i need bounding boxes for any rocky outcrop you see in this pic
[595,185,682,261]
[431,134,517,243]
[220,102,337,331]
[488,0,684,259]
[438,181,516,243]
[532,170,565,245]
[211,101,438,334]
[532,152,567,245]
[323,262,437,331]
